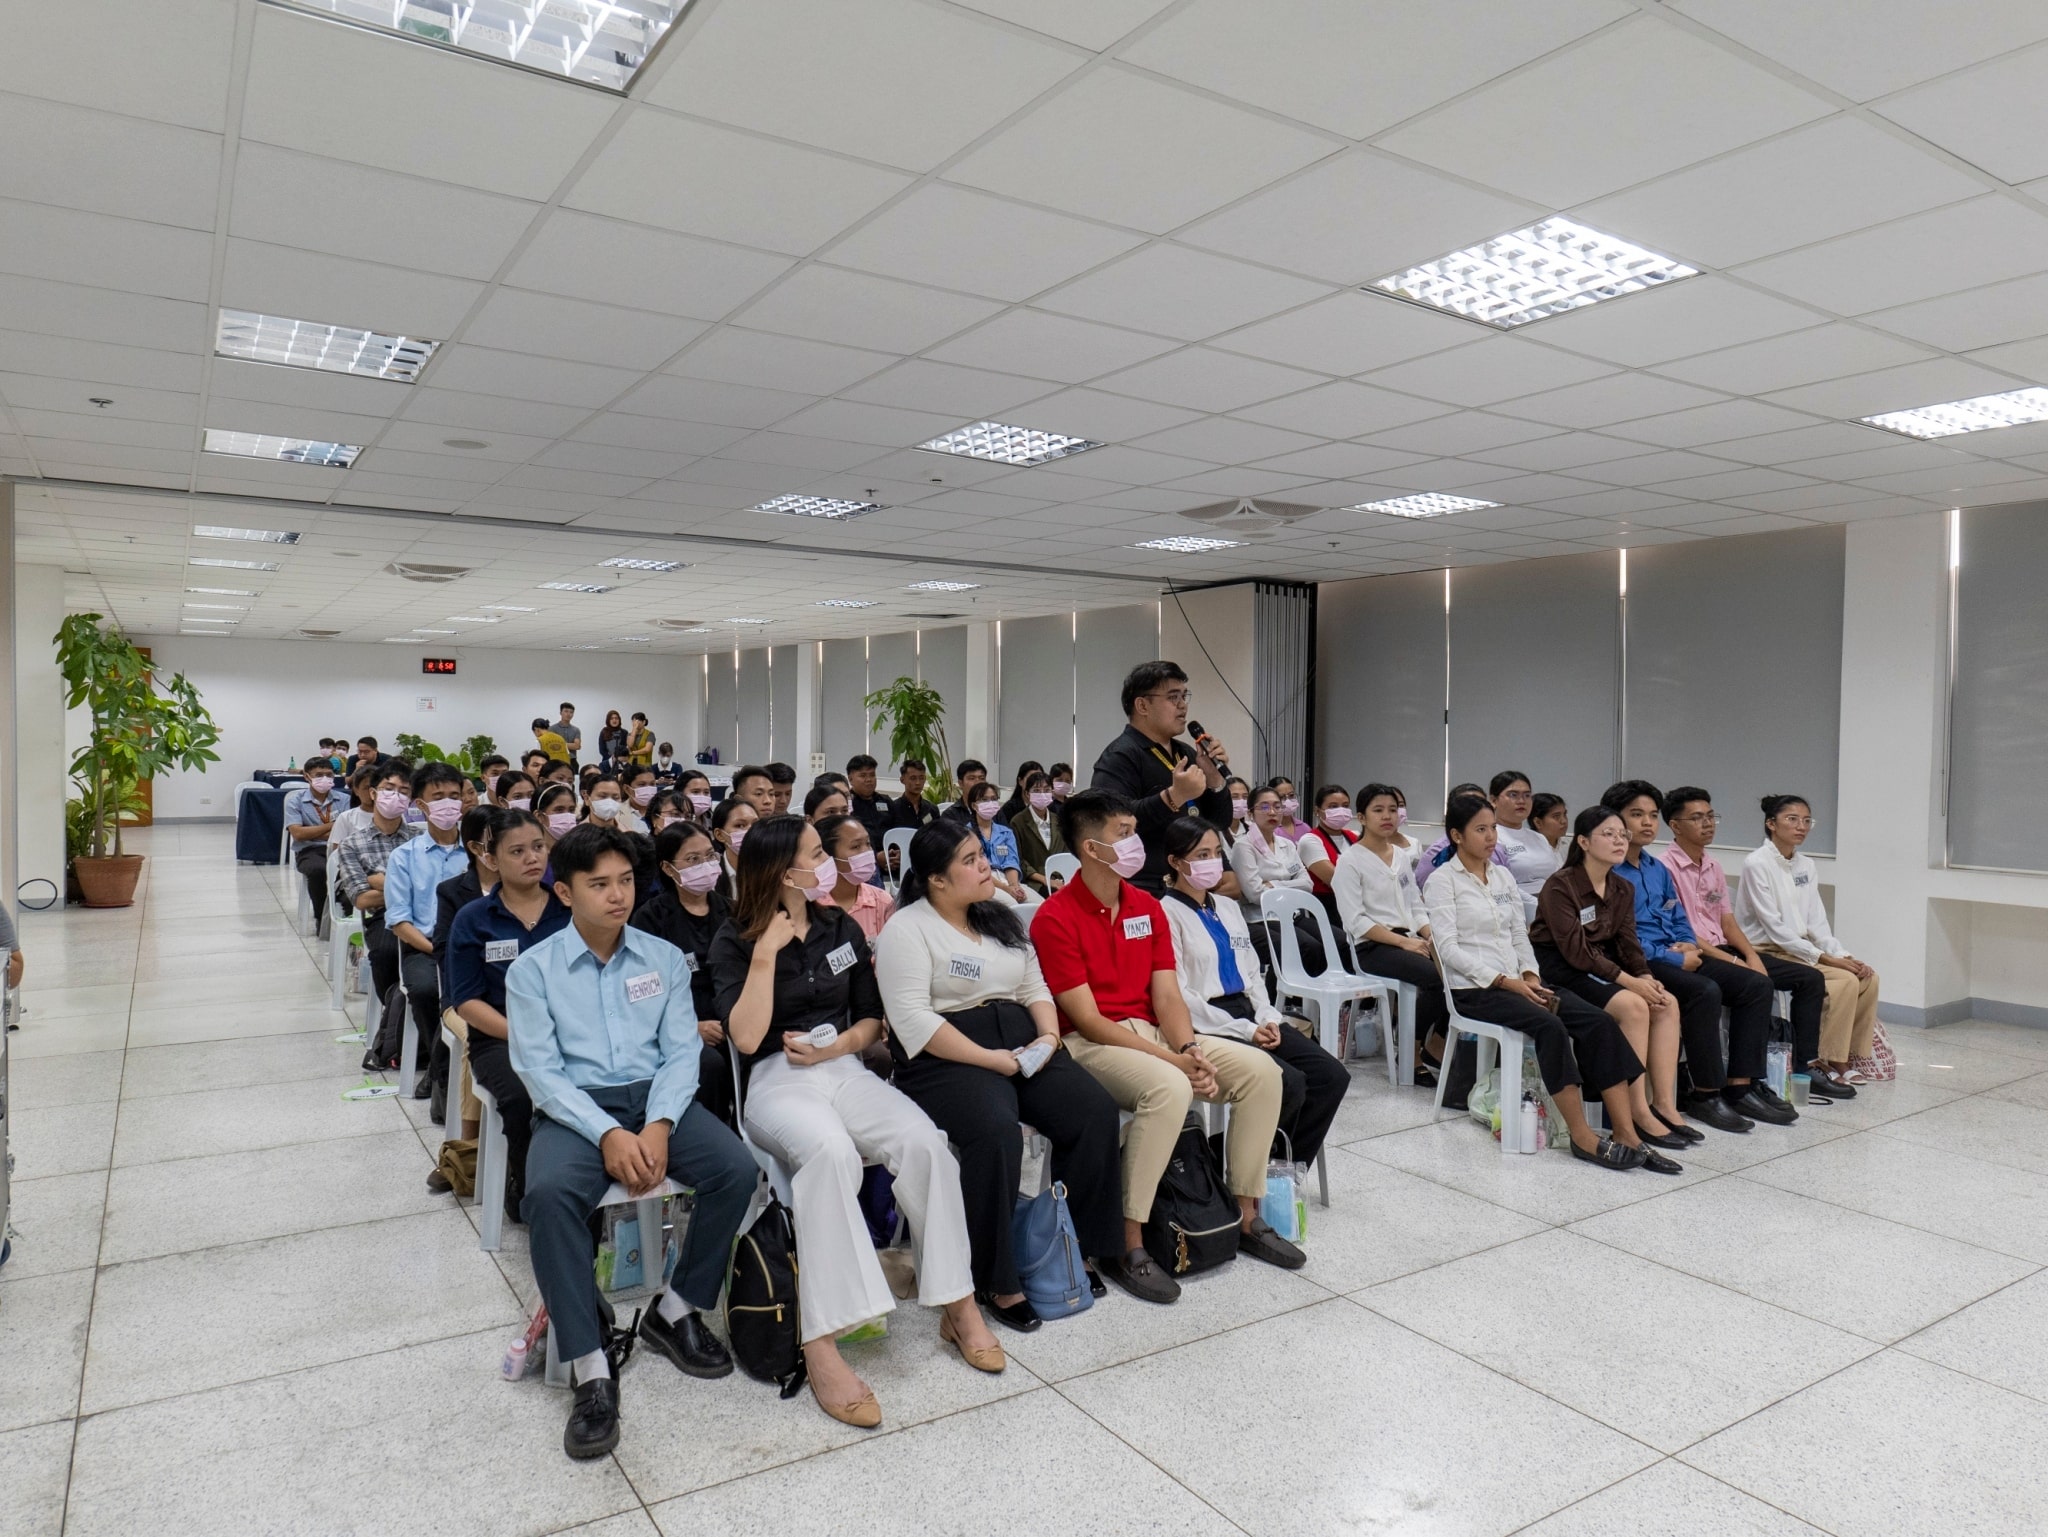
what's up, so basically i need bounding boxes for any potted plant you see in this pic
[392,733,497,778]
[862,675,954,801]
[57,613,222,907]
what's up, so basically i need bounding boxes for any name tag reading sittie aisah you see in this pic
[948,953,983,981]
[624,971,664,1005]
[826,942,857,975]
[1578,904,1597,925]
[484,939,519,963]
[1123,914,1152,940]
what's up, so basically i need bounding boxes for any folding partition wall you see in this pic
[1316,568,1447,806]
[1949,500,2048,871]
[996,613,1074,773]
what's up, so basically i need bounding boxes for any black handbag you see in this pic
[1141,1112,1241,1276]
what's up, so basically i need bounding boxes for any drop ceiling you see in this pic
[9,0,2048,653]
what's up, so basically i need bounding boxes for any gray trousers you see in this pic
[526,1081,757,1361]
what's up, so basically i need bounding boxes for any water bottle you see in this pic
[1765,1041,1791,1097]
[501,1337,528,1381]
[288,755,297,771]
[1519,1094,1540,1155]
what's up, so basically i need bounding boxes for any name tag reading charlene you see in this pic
[624,971,664,1005]
[826,942,858,975]
[948,953,983,981]
[484,938,520,963]
[1578,904,1597,925]
[1123,914,1153,940]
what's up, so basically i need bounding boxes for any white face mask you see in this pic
[309,775,333,794]
[590,797,621,821]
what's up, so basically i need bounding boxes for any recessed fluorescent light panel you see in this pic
[186,586,256,596]
[917,421,1102,466]
[905,580,982,593]
[267,0,688,91]
[183,602,247,611]
[1862,387,2048,439]
[538,581,610,593]
[202,429,360,468]
[1133,536,1246,553]
[445,615,501,623]
[1348,492,1502,520]
[190,556,280,571]
[381,636,427,643]
[481,603,535,612]
[754,494,886,521]
[726,617,769,625]
[214,309,439,383]
[1371,216,1698,329]
[598,557,686,571]
[194,524,301,545]
[816,599,877,608]
[413,628,458,635]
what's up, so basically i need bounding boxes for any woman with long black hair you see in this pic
[630,820,738,1127]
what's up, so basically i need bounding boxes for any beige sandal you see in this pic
[939,1311,1006,1373]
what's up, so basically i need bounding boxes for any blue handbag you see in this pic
[1011,1181,1092,1320]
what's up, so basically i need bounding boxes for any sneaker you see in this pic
[1237,1217,1306,1270]
[1099,1248,1180,1304]
[638,1306,733,1379]
[564,1378,619,1460]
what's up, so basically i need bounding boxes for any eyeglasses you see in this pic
[1144,689,1192,706]
[1776,815,1813,827]
[1497,789,1532,802]
[1674,811,1718,825]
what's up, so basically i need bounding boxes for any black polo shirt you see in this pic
[850,790,893,844]
[886,795,939,834]
[1089,723,1233,894]
[707,903,885,1069]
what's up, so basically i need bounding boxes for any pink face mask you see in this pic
[974,799,1000,821]
[727,824,748,851]
[1095,833,1146,880]
[1028,790,1054,813]
[507,796,531,811]
[1279,797,1300,817]
[632,784,657,806]
[425,800,463,831]
[1395,807,1409,827]
[689,791,712,814]
[1185,856,1225,891]
[375,788,409,820]
[1052,780,1070,795]
[840,849,877,885]
[792,854,836,892]
[547,812,577,837]
[1230,797,1248,820]
[309,775,333,794]
[483,774,500,795]
[1323,805,1354,830]
[673,860,722,894]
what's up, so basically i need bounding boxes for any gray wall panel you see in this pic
[768,644,798,765]
[821,638,868,773]
[704,648,737,767]
[1951,502,2048,869]
[999,613,1075,775]
[1316,570,1447,806]
[1077,603,1161,774]
[736,647,771,766]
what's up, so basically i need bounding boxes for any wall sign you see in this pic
[422,658,457,675]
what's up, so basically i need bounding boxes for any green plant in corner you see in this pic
[392,734,492,776]
[460,732,496,767]
[862,674,953,802]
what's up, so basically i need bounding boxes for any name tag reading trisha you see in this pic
[624,970,665,1005]
[1123,914,1153,940]
[948,953,983,981]
[484,939,520,963]
[1578,904,1597,925]
[826,942,858,975]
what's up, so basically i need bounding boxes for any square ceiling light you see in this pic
[539,581,610,593]
[905,579,981,592]
[183,602,247,611]
[1133,535,1246,553]
[1862,387,2048,439]
[202,429,360,468]
[267,0,690,92]
[1371,216,1698,329]
[1348,492,1501,519]
[195,524,301,544]
[481,603,535,612]
[816,598,877,608]
[190,556,281,571]
[214,309,439,382]
[599,556,686,571]
[754,494,886,520]
[917,420,1103,466]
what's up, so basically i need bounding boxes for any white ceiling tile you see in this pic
[356,447,509,485]
[951,0,1177,51]
[1360,337,1616,407]
[1533,487,1688,518]
[1939,476,2048,506]
[1456,472,1612,506]
[1034,245,1332,341]
[208,357,403,421]
[1359,457,1525,490]
[1642,466,1819,500]
[463,290,706,372]
[1575,116,1982,269]
[241,5,614,201]
[0,202,214,302]
[1035,444,1216,485]
[948,65,1334,235]
[1534,278,1826,368]
[1469,432,1659,471]
[499,465,651,500]
[824,184,1148,301]
[1364,413,1558,456]
[1656,323,1931,394]
[220,240,483,338]
[1155,467,1322,498]
[1601,399,1821,450]
[1130,418,1324,464]
[840,361,1058,417]
[1866,272,2048,353]
[375,422,548,461]
[1774,442,1980,481]
[401,390,592,438]
[0,0,236,131]
[924,309,1177,383]
[613,375,814,429]
[570,414,749,456]
[564,113,911,256]
[1704,422,1903,465]
[535,441,695,484]
[1961,334,2048,387]
[645,0,1081,172]
[0,376,198,426]
[1761,357,2024,417]
[0,331,201,394]
[1671,0,2048,101]
[35,440,188,475]
[1231,380,1449,439]
[1178,150,1542,287]
[0,93,219,232]
[230,144,537,281]
[1854,460,2043,496]
[1123,0,1627,140]
[1377,18,1831,208]
[410,346,637,409]
[719,433,888,474]
[770,399,966,447]
[1493,373,1730,429]
[996,388,1201,442]
[1215,291,1480,376]
[1573,448,1747,486]
[733,267,1003,354]
[7,410,192,452]
[1722,483,1896,513]
[509,211,791,321]
[0,275,204,355]
[667,330,895,396]
[1091,349,1326,412]
[1737,196,2048,316]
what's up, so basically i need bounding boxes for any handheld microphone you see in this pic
[1186,720,1226,764]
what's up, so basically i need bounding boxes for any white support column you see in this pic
[16,564,66,900]
[795,640,820,775]
[963,622,995,768]
[0,482,16,916]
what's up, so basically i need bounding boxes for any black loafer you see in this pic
[1684,1096,1752,1135]
[1572,1136,1647,1172]
[1637,1126,1692,1150]
[1099,1248,1179,1304]
[1085,1266,1107,1299]
[1639,1148,1684,1175]
[1729,1087,1798,1125]
[564,1378,620,1460]
[639,1306,734,1379]
[981,1293,1043,1333]
[1238,1217,1306,1270]
[1808,1067,1855,1099]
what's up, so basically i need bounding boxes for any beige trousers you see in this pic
[1065,1020,1284,1222]
[1760,946,1879,1062]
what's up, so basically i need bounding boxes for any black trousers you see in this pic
[362,913,401,1010]
[1643,955,1772,1091]
[1350,940,1450,1046]
[1760,952,1827,1064]
[696,1040,737,1129]
[294,842,329,925]
[893,1004,1124,1295]
[1249,912,1327,979]
[395,947,444,1084]
[467,1032,534,1208]
[1264,1023,1350,1165]
[1451,986,1643,1097]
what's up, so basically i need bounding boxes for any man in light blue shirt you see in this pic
[283,754,350,927]
[508,823,756,1462]
[382,762,470,1103]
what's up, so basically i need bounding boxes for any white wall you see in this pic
[125,634,703,820]
[18,565,67,896]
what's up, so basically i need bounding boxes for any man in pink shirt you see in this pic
[1658,785,1828,1090]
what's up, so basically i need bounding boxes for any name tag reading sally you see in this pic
[624,971,665,1005]
[948,953,983,981]
[826,942,858,975]
[1578,904,1597,925]
[682,951,700,974]
[1123,914,1152,940]
[484,938,520,964]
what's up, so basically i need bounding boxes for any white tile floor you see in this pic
[6,824,2048,1534]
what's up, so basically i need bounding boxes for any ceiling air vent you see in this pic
[903,612,966,620]
[384,562,473,584]
[651,618,708,630]
[296,628,342,639]
[1174,497,1319,540]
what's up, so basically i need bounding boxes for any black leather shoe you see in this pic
[1572,1137,1647,1172]
[1637,1126,1692,1150]
[564,1378,620,1460]
[1807,1067,1855,1099]
[1639,1148,1684,1175]
[981,1293,1043,1333]
[1685,1096,1753,1134]
[411,1074,433,1102]
[1085,1266,1107,1299]
[1729,1087,1797,1125]
[1238,1218,1306,1270]
[639,1306,733,1379]
[1100,1248,1180,1304]
[428,1076,447,1124]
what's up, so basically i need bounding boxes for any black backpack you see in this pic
[362,983,407,1074]
[1142,1112,1241,1276]
[727,1197,805,1397]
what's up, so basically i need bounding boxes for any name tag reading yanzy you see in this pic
[624,971,665,1005]
[826,942,858,975]
[1123,914,1152,940]
[484,938,520,963]
[948,953,983,981]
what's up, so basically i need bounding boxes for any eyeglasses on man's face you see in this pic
[1674,811,1718,825]
[1143,689,1192,707]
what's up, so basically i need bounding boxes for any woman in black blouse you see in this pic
[630,821,738,1128]
[709,815,999,1429]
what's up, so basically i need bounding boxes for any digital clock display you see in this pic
[422,658,457,675]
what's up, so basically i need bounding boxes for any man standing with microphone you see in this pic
[1090,661,1234,894]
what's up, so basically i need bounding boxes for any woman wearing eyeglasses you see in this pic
[1488,770,1559,922]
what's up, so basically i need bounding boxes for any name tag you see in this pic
[1578,904,1597,925]
[826,942,857,975]
[1232,933,1256,953]
[1794,873,1811,887]
[948,953,983,981]
[1663,898,1678,912]
[1703,890,1721,907]
[1123,914,1152,940]
[1493,890,1516,908]
[484,938,520,963]
[682,951,700,974]
[624,971,664,1004]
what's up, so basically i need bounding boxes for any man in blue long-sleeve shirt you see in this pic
[1603,780,1791,1134]
[509,824,756,1462]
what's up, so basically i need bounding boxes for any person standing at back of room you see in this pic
[628,712,655,767]
[1088,660,1233,894]
[554,702,582,770]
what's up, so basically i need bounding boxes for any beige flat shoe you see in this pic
[810,1376,881,1428]
[939,1311,1006,1373]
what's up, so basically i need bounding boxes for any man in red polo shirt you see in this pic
[1033,789,1300,1305]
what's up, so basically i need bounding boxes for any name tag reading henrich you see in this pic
[948,953,983,981]
[826,942,858,975]
[624,970,665,1005]
[484,938,519,963]
[1123,914,1152,940]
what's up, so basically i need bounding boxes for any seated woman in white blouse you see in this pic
[1489,770,1561,921]
[1331,782,1449,1082]
[1228,783,1325,975]
[1160,818,1350,1170]
[874,820,1123,1333]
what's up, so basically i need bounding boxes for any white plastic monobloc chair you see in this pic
[882,827,917,893]
[1259,888,1397,1078]
[1430,952,1542,1155]
[1043,852,1080,890]
[277,823,315,933]
[327,865,371,1037]
[541,1177,688,1387]
[473,1069,509,1253]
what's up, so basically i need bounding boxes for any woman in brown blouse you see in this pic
[1531,806,1691,1156]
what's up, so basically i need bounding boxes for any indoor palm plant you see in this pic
[862,675,953,800]
[57,613,222,906]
